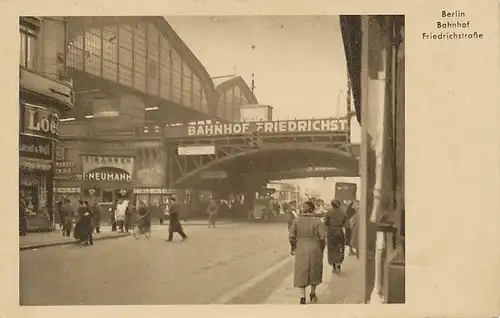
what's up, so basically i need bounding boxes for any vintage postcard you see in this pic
[2,0,500,317]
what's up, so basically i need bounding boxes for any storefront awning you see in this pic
[20,157,53,171]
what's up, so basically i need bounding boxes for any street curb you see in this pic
[210,254,294,304]
[19,233,130,251]
[160,221,236,226]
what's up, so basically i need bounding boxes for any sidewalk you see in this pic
[264,249,364,304]
[20,220,237,250]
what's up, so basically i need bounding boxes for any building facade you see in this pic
[19,17,75,229]
[340,15,405,304]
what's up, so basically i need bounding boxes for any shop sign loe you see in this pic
[21,103,60,141]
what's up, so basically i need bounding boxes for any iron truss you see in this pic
[165,131,356,189]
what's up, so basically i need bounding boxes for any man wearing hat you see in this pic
[166,195,188,242]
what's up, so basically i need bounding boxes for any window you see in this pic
[201,90,209,113]
[159,64,171,99]
[216,96,225,118]
[118,48,133,87]
[147,61,159,96]
[192,75,202,110]
[234,86,241,105]
[147,23,159,45]
[20,25,36,69]
[160,36,170,64]
[118,26,133,50]
[134,53,146,91]
[148,42,159,62]
[103,28,118,81]
[102,189,114,203]
[67,34,84,70]
[103,27,118,61]
[225,88,234,119]
[182,62,192,107]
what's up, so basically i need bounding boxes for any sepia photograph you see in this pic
[18,15,405,305]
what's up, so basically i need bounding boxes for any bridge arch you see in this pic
[168,142,359,189]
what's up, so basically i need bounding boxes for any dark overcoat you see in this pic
[289,213,326,288]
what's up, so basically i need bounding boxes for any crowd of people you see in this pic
[287,198,359,304]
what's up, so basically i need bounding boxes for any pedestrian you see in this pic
[73,200,87,243]
[110,199,118,232]
[166,195,188,242]
[135,200,151,239]
[159,202,165,225]
[82,201,94,246]
[115,198,127,232]
[324,199,348,274]
[56,197,64,228]
[287,202,298,231]
[207,198,218,228]
[349,201,360,258]
[60,198,74,237]
[288,200,326,304]
[125,203,134,233]
[91,202,101,234]
[343,201,356,255]
[19,198,27,236]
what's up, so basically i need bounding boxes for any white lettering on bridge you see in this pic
[187,118,347,137]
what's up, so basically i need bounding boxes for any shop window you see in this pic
[102,189,114,203]
[19,25,36,69]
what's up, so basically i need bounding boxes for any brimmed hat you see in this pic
[303,200,315,211]
[331,200,342,208]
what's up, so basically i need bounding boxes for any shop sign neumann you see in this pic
[22,103,60,141]
[84,171,132,181]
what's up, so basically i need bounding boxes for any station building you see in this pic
[53,17,258,218]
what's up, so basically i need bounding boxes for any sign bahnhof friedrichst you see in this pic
[184,118,348,137]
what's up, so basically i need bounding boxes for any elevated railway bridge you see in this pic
[136,117,359,200]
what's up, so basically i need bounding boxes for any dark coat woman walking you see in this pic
[289,200,326,304]
[73,201,87,243]
[324,200,348,273]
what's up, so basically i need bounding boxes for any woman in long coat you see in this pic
[324,200,348,273]
[289,200,326,304]
[73,201,87,243]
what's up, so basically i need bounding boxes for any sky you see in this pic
[166,15,361,199]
